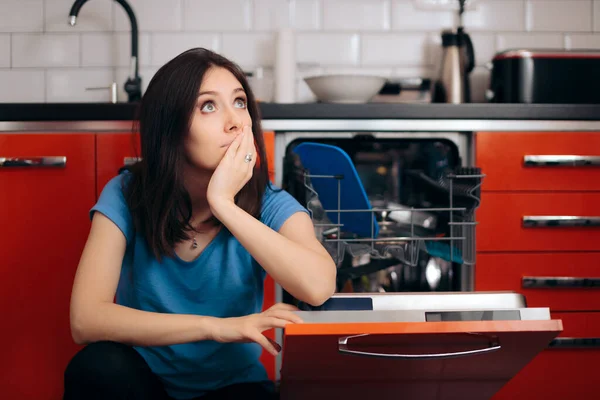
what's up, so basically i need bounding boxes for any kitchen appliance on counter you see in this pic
[280,291,562,400]
[431,0,475,104]
[488,49,600,104]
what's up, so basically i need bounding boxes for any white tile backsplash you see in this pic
[292,0,321,30]
[297,33,360,65]
[0,70,45,102]
[362,33,431,66]
[183,0,251,31]
[0,0,594,102]
[594,0,600,31]
[115,0,182,32]
[253,0,291,30]
[222,33,274,69]
[81,33,151,67]
[0,35,10,68]
[12,34,79,68]
[45,0,112,32]
[46,68,115,102]
[323,0,391,31]
[497,33,564,51]
[392,0,455,31]
[0,0,44,33]
[464,0,526,31]
[150,33,220,67]
[528,0,592,32]
[566,34,600,49]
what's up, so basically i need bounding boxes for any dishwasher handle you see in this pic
[524,155,600,167]
[338,333,501,360]
[523,216,600,228]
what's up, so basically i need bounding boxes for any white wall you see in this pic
[0,0,598,103]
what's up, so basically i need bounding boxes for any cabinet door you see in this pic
[492,312,600,400]
[96,132,140,196]
[0,133,96,400]
[476,131,600,191]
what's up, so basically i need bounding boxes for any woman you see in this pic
[63,48,337,400]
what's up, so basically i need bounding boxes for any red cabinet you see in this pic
[475,131,600,399]
[96,132,140,196]
[0,133,95,400]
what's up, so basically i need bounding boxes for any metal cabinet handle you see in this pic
[522,277,600,288]
[524,155,600,167]
[123,157,142,166]
[338,333,501,360]
[549,338,600,349]
[0,156,66,168]
[523,216,600,227]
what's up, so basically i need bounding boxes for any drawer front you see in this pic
[477,192,600,252]
[476,131,600,191]
[493,312,600,400]
[476,253,600,311]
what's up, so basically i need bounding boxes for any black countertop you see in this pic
[1,102,600,121]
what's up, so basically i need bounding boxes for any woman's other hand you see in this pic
[207,125,257,209]
[210,303,303,356]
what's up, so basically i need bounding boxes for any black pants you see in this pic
[63,341,278,400]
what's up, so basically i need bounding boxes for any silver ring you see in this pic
[244,153,253,163]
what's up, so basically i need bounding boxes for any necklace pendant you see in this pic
[192,237,198,249]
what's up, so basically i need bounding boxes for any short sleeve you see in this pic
[90,173,134,244]
[260,184,310,232]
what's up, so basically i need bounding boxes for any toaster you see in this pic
[488,49,600,104]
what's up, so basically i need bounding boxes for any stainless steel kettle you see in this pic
[432,27,475,104]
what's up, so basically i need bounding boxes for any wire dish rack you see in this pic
[300,168,485,271]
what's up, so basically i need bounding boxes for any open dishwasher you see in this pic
[274,135,562,400]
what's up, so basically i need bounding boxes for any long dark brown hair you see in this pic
[124,48,269,261]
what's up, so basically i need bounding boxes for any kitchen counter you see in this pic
[2,102,600,132]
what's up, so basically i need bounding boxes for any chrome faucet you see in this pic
[69,0,142,102]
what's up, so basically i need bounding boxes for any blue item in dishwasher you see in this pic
[292,142,379,238]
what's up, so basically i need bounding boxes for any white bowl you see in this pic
[303,74,388,103]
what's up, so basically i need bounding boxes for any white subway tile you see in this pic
[469,66,491,103]
[115,0,182,32]
[151,33,220,67]
[323,0,390,31]
[595,0,600,31]
[0,35,10,68]
[297,33,360,65]
[116,67,159,101]
[496,33,564,51]
[0,70,45,102]
[292,0,321,30]
[12,34,79,68]
[254,0,291,30]
[464,0,526,31]
[393,65,434,78]
[222,33,274,69]
[529,0,592,32]
[45,0,112,32]
[322,66,394,77]
[470,33,496,65]
[81,33,151,68]
[183,0,251,31]
[362,33,430,66]
[46,68,116,102]
[0,0,44,33]
[392,0,454,31]
[566,34,600,49]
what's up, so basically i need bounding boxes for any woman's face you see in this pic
[185,66,252,171]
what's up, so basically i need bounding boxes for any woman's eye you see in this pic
[200,101,216,112]
[234,98,247,108]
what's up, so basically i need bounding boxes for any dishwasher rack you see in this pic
[301,168,485,270]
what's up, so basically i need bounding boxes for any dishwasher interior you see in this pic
[278,132,482,301]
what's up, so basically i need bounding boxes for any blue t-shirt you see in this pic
[90,172,308,399]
